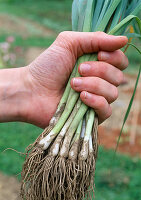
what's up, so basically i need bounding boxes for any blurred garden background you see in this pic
[0,0,141,199]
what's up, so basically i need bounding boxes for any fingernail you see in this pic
[83,91,87,99]
[80,64,91,73]
[100,52,110,60]
[83,91,92,99]
[116,35,127,39]
[86,92,92,99]
[72,78,82,87]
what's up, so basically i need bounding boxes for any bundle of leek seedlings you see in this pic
[21,0,141,200]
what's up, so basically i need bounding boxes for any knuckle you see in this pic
[97,51,102,61]
[99,63,107,76]
[112,87,118,100]
[56,31,71,44]
[56,31,76,57]
[57,32,64,41]
[97,96,107,109]
[93,77,100,91]
[106,106,112,119]
[115,50,124,65]
[117,58,123,67]
[116,71,124,85]
[124,56,129,68]
[57,31,68,39]
[117,50,129,69]
[96,31,105,36]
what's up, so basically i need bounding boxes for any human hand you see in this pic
[0,32,128,128]
[24,31,128,127]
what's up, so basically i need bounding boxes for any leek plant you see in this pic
[21,0,141,200]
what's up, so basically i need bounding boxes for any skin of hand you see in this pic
[0,31,128,128]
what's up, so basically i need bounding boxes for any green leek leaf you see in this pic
[96,0,122,32]
[94,0,111,31]
[72,0,79,31]
[92,0,104,30]
[109,15,141,35]
[78,0,87,31]
[83,0,95,32]
[124,32,141,39]
[125,0,141,16]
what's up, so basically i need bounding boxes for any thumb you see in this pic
[55,31,128,58]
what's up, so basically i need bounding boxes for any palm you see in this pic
[28,43,75,127]
[30,43,75,91]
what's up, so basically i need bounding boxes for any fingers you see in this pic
[78,61,124,86]
[80,92,112,124]
[71,77,118,104]
[55,31,128,57]
[98,49,129,70]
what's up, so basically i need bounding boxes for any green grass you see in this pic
[95,148,141,200]
[0,0,72,32]
[0,35,55,48]
[0,122,141,199]
[0,122,41,178]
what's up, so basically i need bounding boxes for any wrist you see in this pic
[0,67,31,123]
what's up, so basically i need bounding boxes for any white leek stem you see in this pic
[69,120,83,160]
[89,134,93,153]
[80,117,86,139]
[51,99,82,156]
[79,108,95,160]
[60,103,88,157]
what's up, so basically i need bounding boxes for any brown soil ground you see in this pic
[0,14,55,37]
[98,73,141,157]
[0,173,20,200]
[25,47,45,64]
[99,127,141,157]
